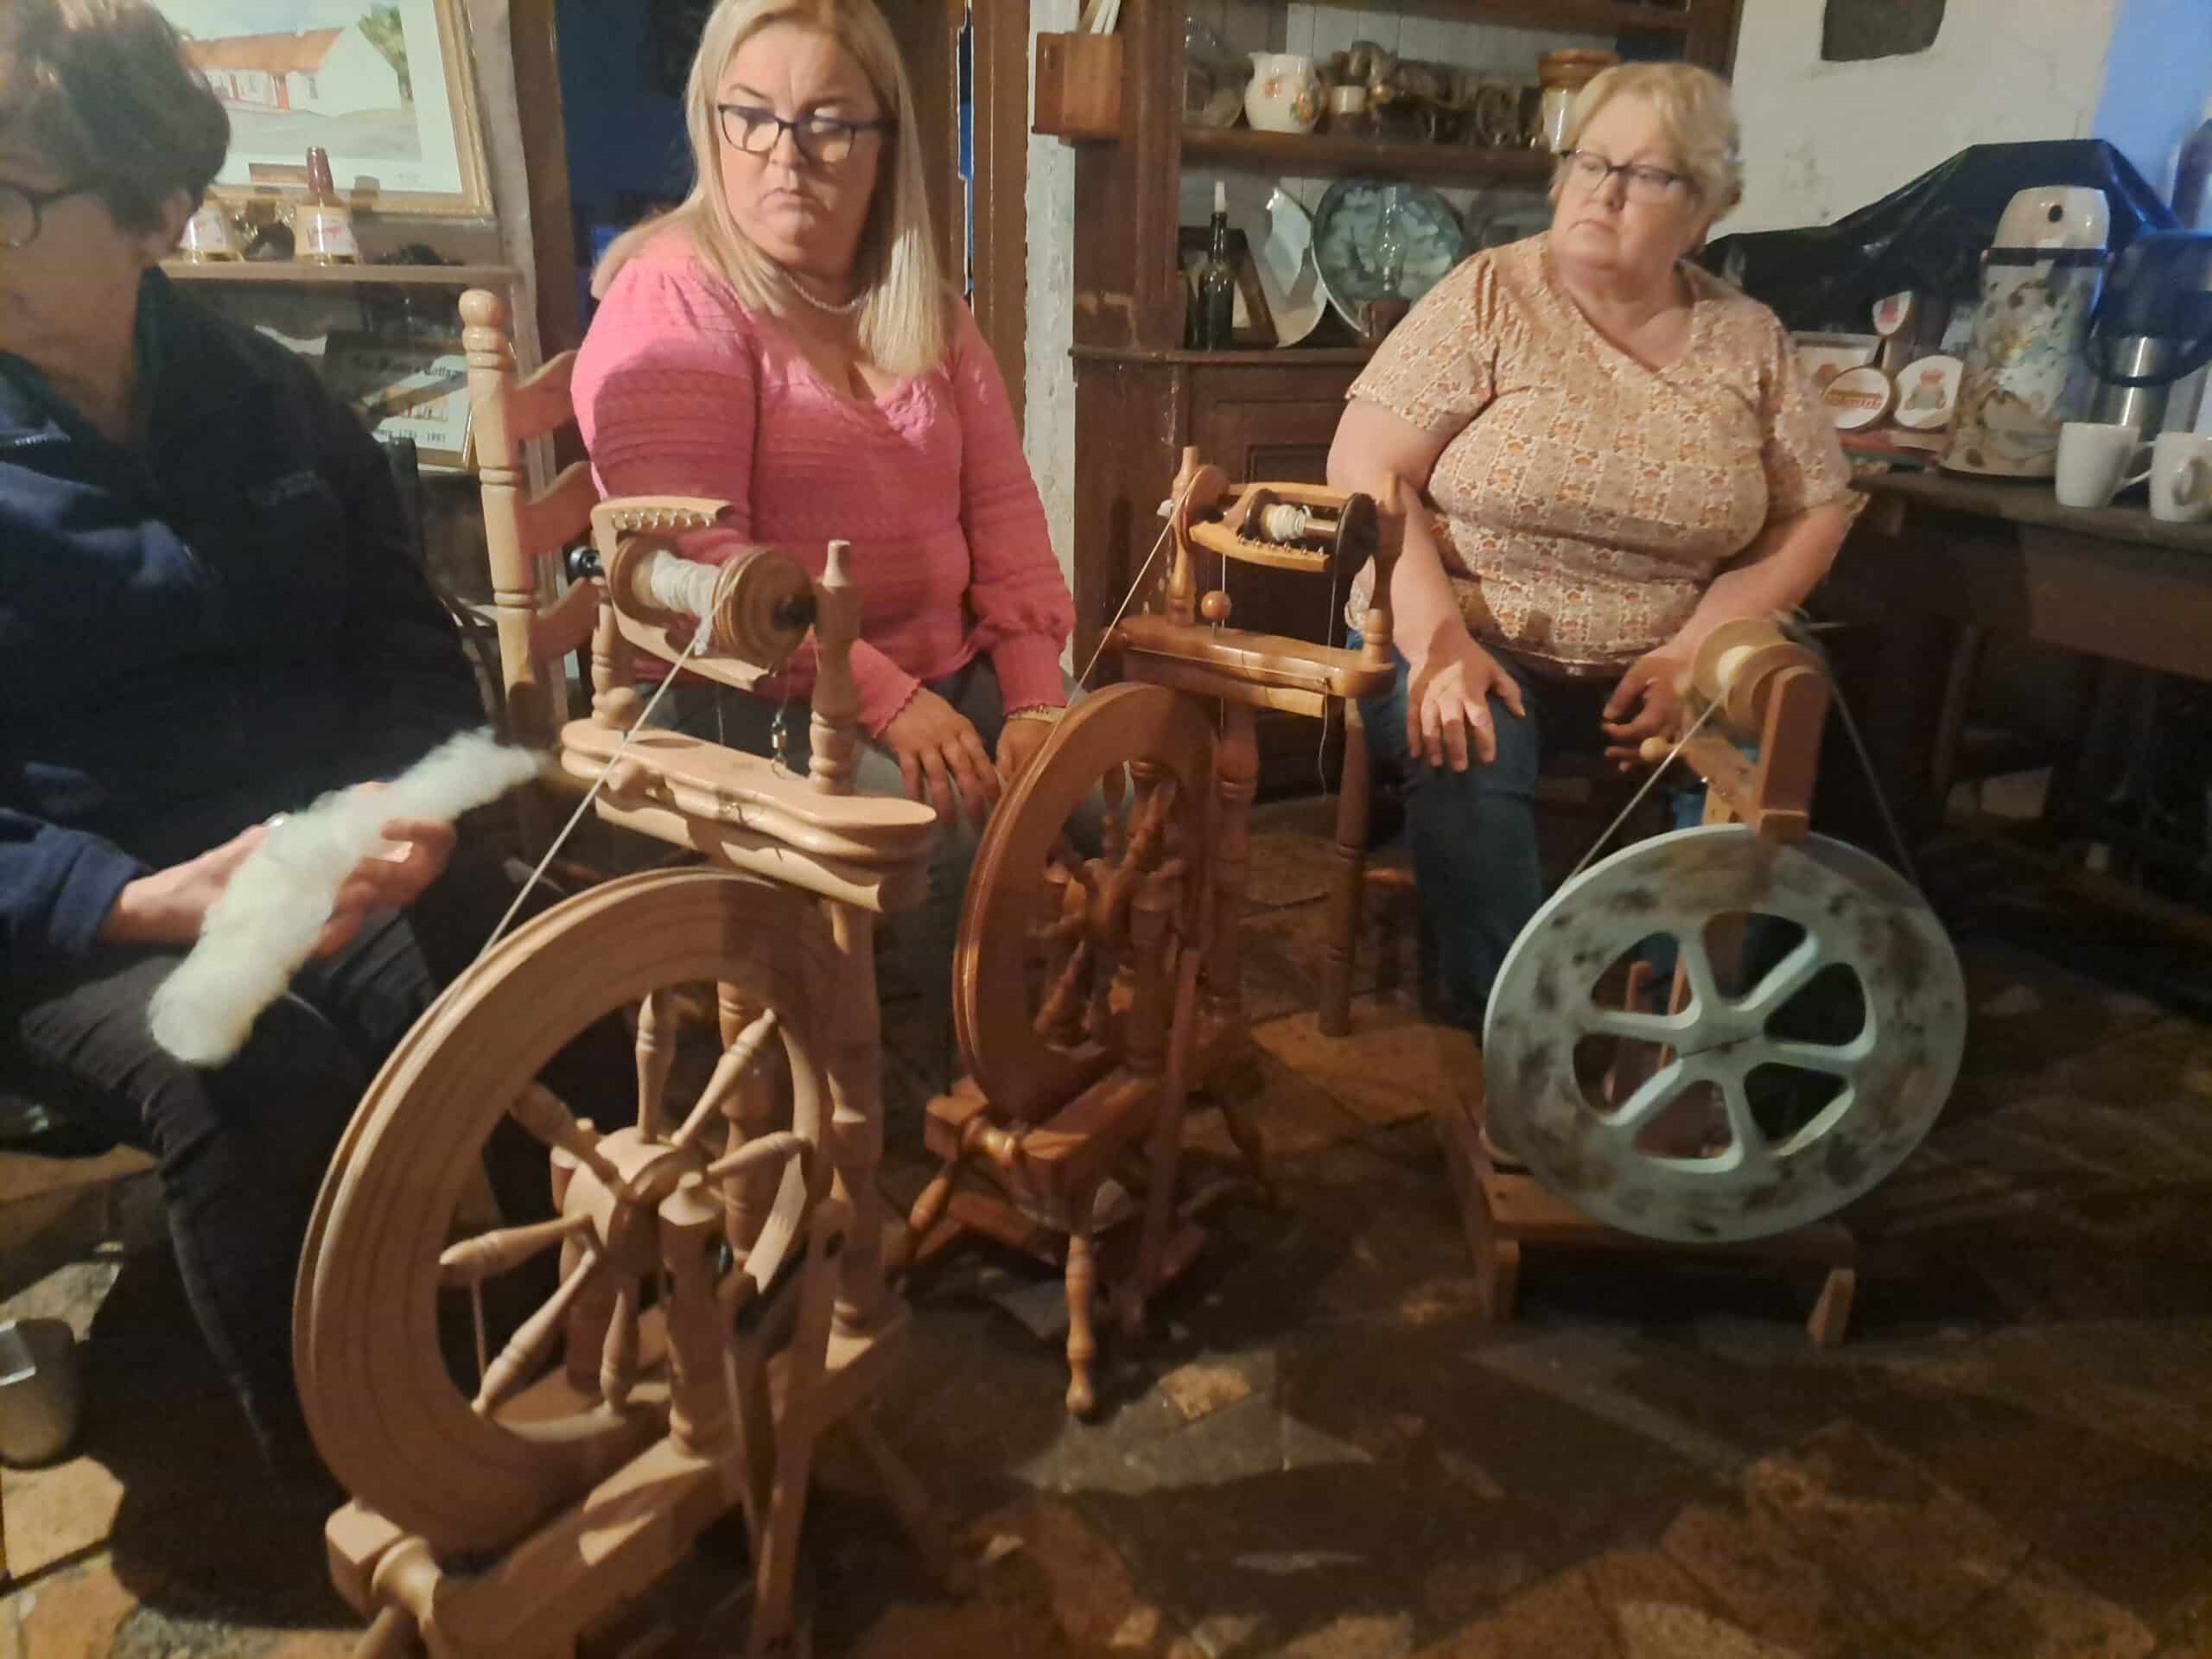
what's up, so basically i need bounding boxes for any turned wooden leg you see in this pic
[822,904,887,1336]
[1204,703,1258,1028]
[719,984,779,1259]
[1065,1185,1100,1417]
[1808,1266,1855,1350]
[748,1204,844,1659]
[1321,697,1370,1037]
[1478,1236,1521,1325]
[891,1116,984,1276]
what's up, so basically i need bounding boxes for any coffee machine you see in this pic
[2088,230,2212,438]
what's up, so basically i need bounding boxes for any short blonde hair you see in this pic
[1560,62,1743,219]
[593,0,948,377]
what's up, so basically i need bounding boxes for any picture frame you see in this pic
[322,331,474,469]
[157,0,493,219]
[1178,226,1277,348]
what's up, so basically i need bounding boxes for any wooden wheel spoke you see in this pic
[1035,938,1096,1039]
[671,1008,779,1153]
[1050,837,1096,887]
[508,1084,621,1185]
[474,1249,608,1414]
[703,1128,806,1184]
[439,1213,593,1288]
[601,1273,641,1409]
[634,988,677,1142]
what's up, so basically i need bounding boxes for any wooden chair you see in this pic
[1319,689,1668,1037]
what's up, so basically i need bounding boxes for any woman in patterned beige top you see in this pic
[1326,62,1856,1028]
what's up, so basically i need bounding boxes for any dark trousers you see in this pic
[0,830,565,1465]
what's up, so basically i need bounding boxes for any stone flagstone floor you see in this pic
[4,797,2211,1658]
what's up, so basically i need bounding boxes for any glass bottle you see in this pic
[298,145,359,264]
[1197,181,1237,350]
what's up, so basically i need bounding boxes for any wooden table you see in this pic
[1821,467,2212,927]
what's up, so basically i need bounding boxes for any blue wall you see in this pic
[2094,0,2212,206]
[556,0,692,309]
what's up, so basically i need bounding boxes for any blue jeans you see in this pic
[1352,635,1706,1031]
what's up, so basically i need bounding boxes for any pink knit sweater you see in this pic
[572,240,1072,734]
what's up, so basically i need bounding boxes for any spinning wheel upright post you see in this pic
[1459,616,1967,1344]
[295,484,944,1659]
[896,447,1405,1415]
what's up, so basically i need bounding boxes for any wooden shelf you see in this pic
[162,261,518,288]
[1359,0,1695,31]
[1073,344,1373,366]
[1181,127,1554,186]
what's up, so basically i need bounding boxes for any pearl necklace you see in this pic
[783,267,866,315]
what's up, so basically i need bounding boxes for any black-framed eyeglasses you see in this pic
[1558,149,1693,205]
[0,180,93,250]
[716,105,892,167]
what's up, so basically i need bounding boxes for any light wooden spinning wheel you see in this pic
[298,310,944,1659]
[899,448,1403,1414]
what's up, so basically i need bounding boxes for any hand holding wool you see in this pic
[147,731,542,1068]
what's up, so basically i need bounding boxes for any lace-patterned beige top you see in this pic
[1344,232,1855,674]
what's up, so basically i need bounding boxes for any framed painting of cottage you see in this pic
[156,0,493,218]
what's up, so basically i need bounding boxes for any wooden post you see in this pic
[809,540,861,797]
[1205,703,1259,1024]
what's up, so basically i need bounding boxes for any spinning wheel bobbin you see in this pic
[593,499,817,664]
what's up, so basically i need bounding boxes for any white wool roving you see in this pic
[149,730,543,1068]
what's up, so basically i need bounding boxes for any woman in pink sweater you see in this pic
[573,0,1079,1076]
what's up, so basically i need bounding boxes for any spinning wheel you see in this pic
[954,683,1217,1122]
[901,449,1404,1414]
[299,871,850,1654]
[301,284,943,1659]
[1482,826,1966,1244]
[1440,613,1968,1343]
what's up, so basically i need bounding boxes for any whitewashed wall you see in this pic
[1025,0,1082,625]
[1728,0,2131,233]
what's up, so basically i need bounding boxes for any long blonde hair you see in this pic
[592,0,948,376]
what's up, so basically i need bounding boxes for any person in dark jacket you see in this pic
[0,0,499,1475]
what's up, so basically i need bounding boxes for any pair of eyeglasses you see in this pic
[716,105,892,168]
[1558,149,1692,205]
[0,181,92,250]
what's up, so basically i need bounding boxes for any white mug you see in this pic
[2150,431,2212,524]
[2054,421,2150,508]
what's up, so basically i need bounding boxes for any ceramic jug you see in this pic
[1944,186,2111,478]
[1245,52,1321,135]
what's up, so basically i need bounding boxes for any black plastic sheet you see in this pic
[1702,139,2177,333]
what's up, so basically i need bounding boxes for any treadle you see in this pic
[1433,1086,1858,1350]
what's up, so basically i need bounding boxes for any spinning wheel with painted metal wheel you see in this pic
[1481,823,1967,1245]
[296,872,873,1658]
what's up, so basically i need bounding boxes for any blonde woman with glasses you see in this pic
[575,0,1082,1081]
[1325,62,1859,1032]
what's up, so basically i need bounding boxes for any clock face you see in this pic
[1311,180,1470,311]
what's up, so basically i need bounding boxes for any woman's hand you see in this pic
[995,716,1055,787]
[1601,647,1692,768]
[881,688,1001,826]
[98,787,457,956]
[318,792,456,957]
[1405,631,1526,770]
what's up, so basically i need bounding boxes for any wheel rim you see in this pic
[295,868,833,1553]
[954,683,1215,1122]
[1482,826,1967,1243]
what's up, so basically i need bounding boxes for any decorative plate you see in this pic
[1311,179,1469,326]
